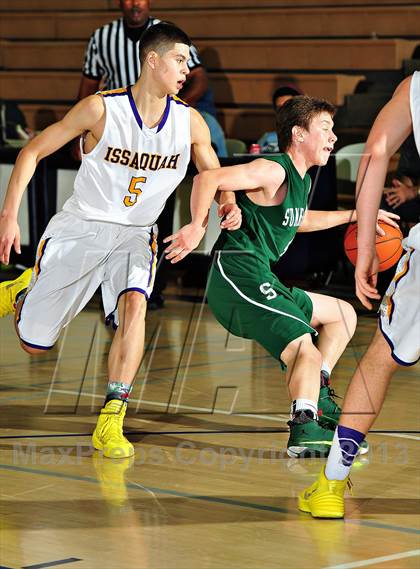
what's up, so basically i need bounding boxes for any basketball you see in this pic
[344,221,403,272]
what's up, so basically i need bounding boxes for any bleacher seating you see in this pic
[153,0,420,6]
[1,38,416,72]
[0,2,419,142]
[0,70,365,106]
[0,6,420,40]
[0,0,418,8]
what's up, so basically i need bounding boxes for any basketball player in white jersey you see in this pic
[0,23,241,459]
[298,74,419,518]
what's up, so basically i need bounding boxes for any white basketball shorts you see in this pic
[17,211,158,350]
[379,234,419,366]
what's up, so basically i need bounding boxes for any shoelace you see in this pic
[108,417,126,440]
[102,408,125,440]
[323,386,342,413]
[329,392,341,414]
[327,386,342,400]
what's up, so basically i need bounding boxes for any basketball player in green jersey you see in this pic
[164,96,398,457]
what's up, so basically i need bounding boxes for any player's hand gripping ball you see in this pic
[344,221,403,272]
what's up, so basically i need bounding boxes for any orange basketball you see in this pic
[344,221,403,272]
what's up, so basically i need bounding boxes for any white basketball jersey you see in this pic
[63,86,191,226]
[406,73,420,250]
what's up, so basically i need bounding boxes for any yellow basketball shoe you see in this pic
[0,268,33,318]
[298,466,352,519]
[92,399,134,459]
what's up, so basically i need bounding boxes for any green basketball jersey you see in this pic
[213,153,312,265]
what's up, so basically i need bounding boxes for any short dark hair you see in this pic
[272,85,302,108]
[275,95,336,153]
[139,22,192,64]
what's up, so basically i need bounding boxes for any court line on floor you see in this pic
[0,350,281,393]
[0,429,419,440]
[23,558,82,569]
[0,334,273,372]
[378,432,420,441]
[0,429,290,439]
[0,463,419,538]
[0,349,274,377]
[3,357,413,402]
[322,548,420,569]
[27,388,420,440]
[26,388,294,422]
[1,341,414,397]
[1,386,419,440]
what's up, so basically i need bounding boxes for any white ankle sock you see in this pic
[325,426,364,480]
[291,398,318,419]
[321,361,332,378]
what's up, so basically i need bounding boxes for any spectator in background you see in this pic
[258,85,303,153]
[198,109,227,158]
[383,134,420,225]
[77,0,228,308]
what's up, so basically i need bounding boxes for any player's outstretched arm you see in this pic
[189,108,241,231]
[0,95,105,264]
[164,157,283,263]
[298,208,399,233]
[354,76,412,308]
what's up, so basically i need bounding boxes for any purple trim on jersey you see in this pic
[147,229,157,287]
[378,316,419,367]
[127,85,143,129]
[388,248,412,325]
[105,287,150,329]
[157,95,171,133]
[19,337,54,351]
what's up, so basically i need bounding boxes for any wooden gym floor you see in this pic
[0,294,419,569]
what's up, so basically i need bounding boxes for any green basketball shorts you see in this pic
[207,251,316,364]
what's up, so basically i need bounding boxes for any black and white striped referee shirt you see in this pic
[82,17,202,90]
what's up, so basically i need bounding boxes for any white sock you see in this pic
[321,361,332,378]
[325,427,363,480]
[291,398,318,419]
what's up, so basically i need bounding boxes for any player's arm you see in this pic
[355,76,412,308]
[298,209,399,232]
[71,77,102,161]
[164,157,284,263]
[0,95,105,264]
[190,108,241,230]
